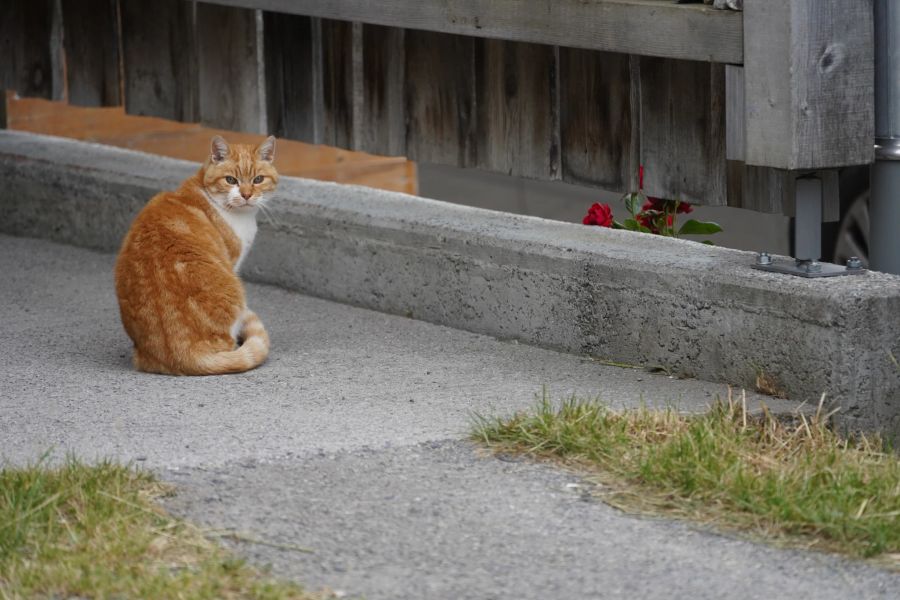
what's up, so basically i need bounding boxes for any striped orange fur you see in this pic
[115,136,278,375]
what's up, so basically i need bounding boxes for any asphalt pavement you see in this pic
[2,234,896,599]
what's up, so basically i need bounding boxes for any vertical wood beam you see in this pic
[62,0,122,106]
[640,57,727,206]
[61,0,121,106]
[725,65,744,162]
[196,2,265,133]
[357,24,406,157]
[475,40,559,180]
[263,12,318,143]
[743,0,874,170]
[319,19,355,149]
[559,49,639,191]
[121,0,198,122]
[405,30,477,167]
[0,0,63,99]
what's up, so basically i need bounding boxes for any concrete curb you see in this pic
[2,130,899,439]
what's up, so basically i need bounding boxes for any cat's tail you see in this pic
[195,310,270,374]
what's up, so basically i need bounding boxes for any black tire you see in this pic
[822,166,870,266]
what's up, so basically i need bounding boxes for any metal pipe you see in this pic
[872,0,900,274]
[795,177,823,262]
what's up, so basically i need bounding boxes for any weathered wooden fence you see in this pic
[0,0,874,217]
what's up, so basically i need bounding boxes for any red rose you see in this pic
[636,209,673,234]
[583,203,614,228]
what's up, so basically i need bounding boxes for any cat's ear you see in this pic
[257,136,276,162]
[210,136,229,163]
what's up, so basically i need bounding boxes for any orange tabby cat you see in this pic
[115,135,278,375]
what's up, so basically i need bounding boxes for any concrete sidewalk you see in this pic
[1,235,897,599]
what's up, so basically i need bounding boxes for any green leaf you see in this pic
[678,219,723,236]
[623,218,653,234]
[622,218,641,231]
[701,240,715,245]
[622,191,646,218]
[611,221,627,230]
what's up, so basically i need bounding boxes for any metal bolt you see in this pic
[798,260,822,273]
[756,252,773,266]
[846,256,863,270]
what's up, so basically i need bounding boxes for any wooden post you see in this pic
[743,0,874,170]
[196,3,266,133]
[475,40,559,180]
[640,57,727,205]
[559,49,639,191]
[61,0,121,106]
[121,0,198,122]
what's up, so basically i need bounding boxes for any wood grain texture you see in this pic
[194,0,743,63]
[8,95,417,194]
[196,2,265,133]
[405,30,477,167]
[725,64,743,162]
[0,0,62,99]
[121,0,198,121]
[726,162,787,213]
[357,24,406,156]
[743,0,874,170]
[264,11,318,142]
[640,57,726,205]
[726,163,839,219]
[559,49,638,191]
[475,40,558,179]
[320,19,355,149]
[61,0,121,106]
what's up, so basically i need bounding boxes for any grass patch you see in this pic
[0,456,319,599]
[472,392,900,567]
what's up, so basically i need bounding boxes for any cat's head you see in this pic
[202,135,278,212]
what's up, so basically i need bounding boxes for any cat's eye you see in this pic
[225,176,238,185]
[253,175,264,184]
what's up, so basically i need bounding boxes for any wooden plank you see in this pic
[405,30,477,167]
[743,0,874,169]
[196,2,265,133]
[357,24,406,157]
[194,0,744,64]
[121,0,198,121]
[475,39,558,179]
[0,3,17,91]
[61,0,121,106]
[0,0,62,99]
[640,57,726,205]
[263,11,318,142]
[725,64,744,162]
[726,163,839,219]
[319,19,355,149]
[726,162,788,214]
[559,49,638,192]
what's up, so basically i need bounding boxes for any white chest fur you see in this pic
[211,203,258,273]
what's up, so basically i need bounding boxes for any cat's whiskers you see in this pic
[256,198,281,228]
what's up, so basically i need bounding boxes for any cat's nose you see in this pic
[241,190,252,200]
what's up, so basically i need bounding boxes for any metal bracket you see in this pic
[752,254,867,278]
[751,175,865,277]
